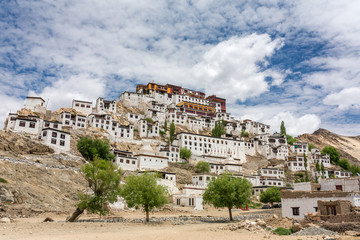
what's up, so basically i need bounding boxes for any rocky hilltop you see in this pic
[297,128,360,164]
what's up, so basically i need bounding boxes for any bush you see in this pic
[195,161,211,173]
[241,129,249,137]
[77,137,115,161]
[145,118,154,123]
[273,227,292,235]
[180,147,192,160]
[322,145,340,164]
[0,177,8,183]
[286,135,298,145]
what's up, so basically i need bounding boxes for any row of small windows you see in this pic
[75,103,91,108]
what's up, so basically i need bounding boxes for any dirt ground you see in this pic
[1,209,357,240]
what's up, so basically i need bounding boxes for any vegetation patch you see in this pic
[273,227,292,235]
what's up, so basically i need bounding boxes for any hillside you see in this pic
[297,128,360,164]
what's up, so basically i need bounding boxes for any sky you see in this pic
[1,0,359,136]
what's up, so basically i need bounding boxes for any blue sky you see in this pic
[1,0,359,136]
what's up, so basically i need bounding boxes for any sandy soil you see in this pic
[1,209,356,240]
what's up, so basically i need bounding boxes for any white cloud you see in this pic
[192,34,284,103]
[28,74,106,110]
[323,87,360,110]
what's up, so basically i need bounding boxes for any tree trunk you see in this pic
[67,208,84,222]
[145,206,150,223]
[228,206,233,221]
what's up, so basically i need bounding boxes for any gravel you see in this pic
[292,227,338,236]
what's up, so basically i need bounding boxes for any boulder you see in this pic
[0,217,11,223]
[292,222,302,233]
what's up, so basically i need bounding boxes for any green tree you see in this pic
[308,143,316,151]
[145,117,154,123]
[169,122,176,145]
[180,147,192,160]
[77,137,115,161]
[68,157,123,222]
[304,153,310,182]
[203,174,252,221]
[163,120,168,132]
[280,121,286,135]
[121,173,168,222]
[260,186,281,207]
[195,161,211,173]
[350,165,360,176]
[241,129,249,138]
[321,162,325,177]
[286,134,298,145]
[315,161,320,172]
[322,146,340,165]
[338,158,351,171]
[211,120,226,138]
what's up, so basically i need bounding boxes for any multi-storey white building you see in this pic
[6,114,43,135]
[177,132,246,163]
[138,119,159,138]
[291,142,309,155]
[260,168,285,179]
[59,111,87,129]
[135,140,168,171]
[310,148,331,168]
[96,97,117,114]
[157,145,181,163]
[287,155,311,172]
[260,178,284,187]
[192,174,216,186]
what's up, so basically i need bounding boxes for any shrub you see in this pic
[145,118,154,123]
[273,227,292,235]
[0,177,8,183]
[195,161,211,173]
[77,137,114,161]
[180,147,192,160]
[241,129,249,138]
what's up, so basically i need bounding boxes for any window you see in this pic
[43,131,47,137]
[29,122,36,128]
[45,122,50,127]
[51,138,57,145]
[335,185,343,191]
[60,134,65,139]
[60,140,65,146]
[52,132,57,138]
[292,207,299,216]
[53,124,58,129]
[19,121,26,127]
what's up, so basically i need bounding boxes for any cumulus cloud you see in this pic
[28,74,106,110]
[323,87,360,110]
[192,34,284,103]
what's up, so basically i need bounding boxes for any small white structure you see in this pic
[40,128,70,152]
[260,178,284,187]
[311,148,331,168]
[332,170,352,178]
[72,100,93,115]
[157,145,182,163]
[25,97,46,114]
[113,149,138,171]
[138,119,159,138]
[59,111,87,129]
[43,120,62,130]
[173,184,205,210]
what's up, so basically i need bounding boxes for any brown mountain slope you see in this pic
[297,128,360,164]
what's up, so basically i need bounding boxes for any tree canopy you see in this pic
[180,147,192,160]
[121,173,168,222]
[68,157,123,222]
[280,121,286,135]
[260,186,281,207]
[321,145,340,164]
[169,122,176,145]
[77,137,115,161]
[195,161,211,173]
[211,120,226,138]
[203,174,252,221]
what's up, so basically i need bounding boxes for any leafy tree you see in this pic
[145,117,154,123]
[77,137,115,161]
[315,161,320,172]
[321,162,325,177]
[121,173,168,222]
[350,165,360,176]
[180,147,192,160]
[68,157,123,222]
[169,122,176,145]
[304,153,310,182]
[280,121,286,135]
[159,130,165,137]
[308,143,316,151]
[322,146,340,165]
[338,158,351,171]
[241,129,249,138]
[260,186,281,207]
[286,134,298,145]
[195,161,211,173]
[203,174,252,221]
[211,120,226,138]
[163,120,168,132]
